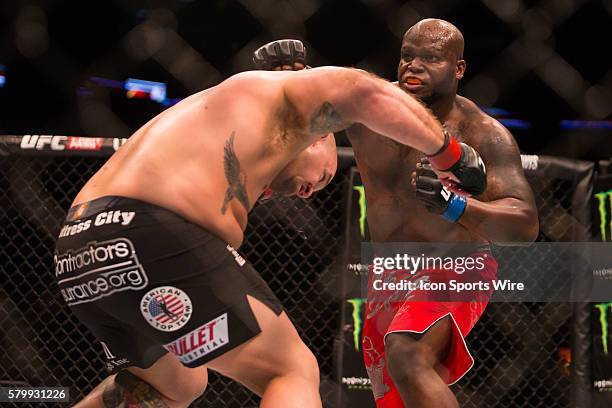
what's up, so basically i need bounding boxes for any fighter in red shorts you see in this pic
[254,18,538,408]
[355,19,538,408]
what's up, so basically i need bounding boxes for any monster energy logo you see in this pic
[594,190,612,241]
[594,302,612,355]
[353,185,367,238]
[346,298,365,351]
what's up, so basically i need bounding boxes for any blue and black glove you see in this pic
[415,158,467,222]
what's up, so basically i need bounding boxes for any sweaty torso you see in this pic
[73,72,305,248]
[349,95,494,243]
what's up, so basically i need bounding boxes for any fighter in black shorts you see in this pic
[56,198,283,372]
[55,65,487,407]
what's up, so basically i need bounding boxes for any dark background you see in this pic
[0,1,611,407]
[0,0,611,160]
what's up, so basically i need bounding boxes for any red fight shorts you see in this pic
[362,250,497,407]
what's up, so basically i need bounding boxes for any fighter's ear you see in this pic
[456,59,466,80]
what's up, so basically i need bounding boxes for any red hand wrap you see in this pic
[427,131,462,171]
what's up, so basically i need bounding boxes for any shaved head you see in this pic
[403,18,464,59]
[397,18,467,105]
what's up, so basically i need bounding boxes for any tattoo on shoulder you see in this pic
[310,101,345,134]
[102,371,170,408]
[490,131,505,144]
[221,132,250,214]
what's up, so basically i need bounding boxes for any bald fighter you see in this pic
[255,20,537,408]
[55,66,487,408]
[356,19,538,408]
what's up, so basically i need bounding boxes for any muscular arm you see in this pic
[282,67,445,155]
[458,123,538,243]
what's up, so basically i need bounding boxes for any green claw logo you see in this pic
[594,190,612,241]
[346,298,366,351]
[594,302,612,355]
[353,185,367,238]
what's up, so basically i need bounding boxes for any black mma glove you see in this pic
[253,39,307,70]
[426,130,487,196]
[415,159,467,222]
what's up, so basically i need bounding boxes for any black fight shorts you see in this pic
[54,196,283,373]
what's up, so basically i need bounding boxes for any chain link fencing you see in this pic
[455,156,593,407]
[335,155,593,408]
[0,145,594,407]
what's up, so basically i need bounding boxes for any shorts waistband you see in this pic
[66,196,147,221]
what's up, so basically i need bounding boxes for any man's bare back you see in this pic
[74,72,302,247]
[73,67,468,248]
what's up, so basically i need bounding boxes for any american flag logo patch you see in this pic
[141,286,193,332]
[149,294,184,323]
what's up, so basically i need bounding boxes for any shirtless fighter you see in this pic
[255,19,537,408]
[54,66,487,408]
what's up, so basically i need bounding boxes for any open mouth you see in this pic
[404,77,424,86]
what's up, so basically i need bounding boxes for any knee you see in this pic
[281,342,320,387]
[164,367,208,403]
[295,345,321,386]
[184,368,208,401]
[385,334,436,386]
[304,348,321,386]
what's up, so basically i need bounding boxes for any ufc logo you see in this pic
[20,135,67,151]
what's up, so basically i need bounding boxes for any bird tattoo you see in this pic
[221,132,250,214]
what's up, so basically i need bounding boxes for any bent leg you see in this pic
[207,295,321,408]
[73,353,208,408]
[385,315,459,408]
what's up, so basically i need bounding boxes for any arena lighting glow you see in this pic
[560,120,612,130]
[0,64,6,87]
[485,108,612,130]
[483,107,532,129]
[482,107,511,116]
[84,76,182,107]
[77,78,609,132]
[497,119,532,129]
[124,78,166,103]
[89,76,124,89]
